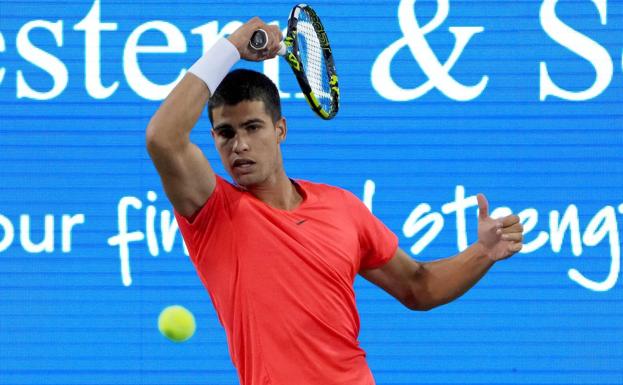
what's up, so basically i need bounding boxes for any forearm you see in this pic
[146,73,210,149]
[412,243,494,310]
[146,37,240,150]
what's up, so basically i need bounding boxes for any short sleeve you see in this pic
[343,191,398,270]
[174,175,235,262]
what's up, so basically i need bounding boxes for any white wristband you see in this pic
[188,37,241,94]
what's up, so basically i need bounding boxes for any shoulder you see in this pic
[177,175,242,225]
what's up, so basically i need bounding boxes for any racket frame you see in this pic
[282,4,339,120]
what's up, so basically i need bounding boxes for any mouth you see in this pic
[232,158,256,172]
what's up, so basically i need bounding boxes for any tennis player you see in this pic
[146,17,524,385]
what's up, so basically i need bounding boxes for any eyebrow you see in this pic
[241,118,265,127]
[213,119,265,133]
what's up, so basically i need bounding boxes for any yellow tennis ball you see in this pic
[158,305,196,343]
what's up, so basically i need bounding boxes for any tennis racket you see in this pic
[250,4,339,120]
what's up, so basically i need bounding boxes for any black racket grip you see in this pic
[250,29,287,56]
[249,29,268,50]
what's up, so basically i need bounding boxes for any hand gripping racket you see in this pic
[250,4,339,120]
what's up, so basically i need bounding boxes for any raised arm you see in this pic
[146,73,216,218]
[360,194,524,311]
[145,17,282,218]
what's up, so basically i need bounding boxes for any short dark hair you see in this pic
[207,69,282,124]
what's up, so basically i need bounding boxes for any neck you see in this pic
[246,169,302,211]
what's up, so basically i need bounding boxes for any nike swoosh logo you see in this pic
[296,219,307,225]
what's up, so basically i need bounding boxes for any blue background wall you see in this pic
[1,0,622,384]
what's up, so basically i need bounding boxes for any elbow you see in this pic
[414,304,436,312]
[145,121,159,151]
[405,292,453,311]
[146,121,181,155]
[146,121,165,151]
[404,297,435,312]
[402,283,437,312]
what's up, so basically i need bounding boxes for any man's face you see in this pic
[211,100,286,188]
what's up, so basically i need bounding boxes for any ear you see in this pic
[275,117,287,143]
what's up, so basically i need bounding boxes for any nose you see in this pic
[232,133,250,154]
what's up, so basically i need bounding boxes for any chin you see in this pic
[232,173,261,188]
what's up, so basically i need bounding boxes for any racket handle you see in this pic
[250,29,287,57]
[277,42,286,56]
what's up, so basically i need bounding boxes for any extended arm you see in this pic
[361,194,524,311]
[361,244,493,311]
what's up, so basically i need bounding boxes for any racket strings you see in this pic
[297,11,332,111]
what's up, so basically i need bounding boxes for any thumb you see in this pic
[477,193,489,219]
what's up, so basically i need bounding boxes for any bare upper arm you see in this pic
[145,73,217,219]
[359,248,422,309]
[146,138,216,219]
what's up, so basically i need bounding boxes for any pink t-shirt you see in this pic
[175,176,398,385]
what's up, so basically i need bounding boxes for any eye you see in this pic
[219,128,235,139]
[247,124,260,132]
